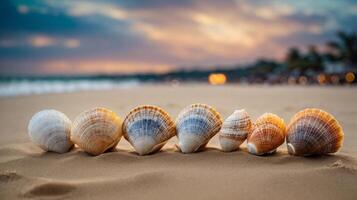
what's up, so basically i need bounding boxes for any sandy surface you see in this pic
[0,85,357,200]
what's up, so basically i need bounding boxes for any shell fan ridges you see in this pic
[28,109,73,153]
[176,103,223,153]
[219,109,252,152]
[286,108,344,156]
[71,107,123,156]
[122,105,176,155]
[247,113,286,156]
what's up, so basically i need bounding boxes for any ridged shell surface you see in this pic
[123,105,176,155]
[176,104,223,153]
[219,109,252,152]
[71,107,123,156]
[28,109,73,153]
[247,113,286,155]
[286,108,344,156]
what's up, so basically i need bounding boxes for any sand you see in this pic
[0,85,357,200]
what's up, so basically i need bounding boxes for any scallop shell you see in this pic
[176,104,223,153]
[122,105,176,155]
[247,113,286,155]
[71,107,123,156]
[28,109,73,153]
[219,109,252,152]
[286,108,344,156]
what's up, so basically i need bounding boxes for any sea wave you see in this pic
[0,79,140,97]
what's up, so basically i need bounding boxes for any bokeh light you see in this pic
[345,72,355,83]
[208,73,227,85]
[317,74,327,85]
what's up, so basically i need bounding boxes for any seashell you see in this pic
[247,113,286,155]
[122,105,176,155]
[219,109,253,152]
[286,108,344,156]
[28,109,73,153]
[176,104,223,153]
[71,107,123,156]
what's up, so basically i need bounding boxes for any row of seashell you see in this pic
[27,104,344,157]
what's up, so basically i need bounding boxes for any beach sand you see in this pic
[1,85,357,200]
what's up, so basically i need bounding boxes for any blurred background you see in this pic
[0,0,356,96]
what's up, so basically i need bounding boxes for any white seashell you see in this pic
[71,107,123,156]
[28,109,73,153]
[219,109,252,152]
[123,105,176,155]
[176,104,223,153]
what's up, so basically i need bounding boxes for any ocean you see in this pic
[0,77,141,97]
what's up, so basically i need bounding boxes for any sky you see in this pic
[0,0,357,75]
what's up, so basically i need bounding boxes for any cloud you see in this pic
[65,1,128,21]
[38,59,171,74]
[28,35,56,47]
[0,35,80,49]
[0,58,171,75]
[17,5,29,14]
[63,39,80,48]
[0,0,105,36]
[1,0,357,75]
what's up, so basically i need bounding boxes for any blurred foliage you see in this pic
[326,31,357,69]
[285,45,324,75]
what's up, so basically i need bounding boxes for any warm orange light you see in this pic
[345,72,355,83]
[298,76,308,85]
[317,74,327,85]
[208,73,227,85]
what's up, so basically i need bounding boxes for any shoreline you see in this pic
[1,83,356,98]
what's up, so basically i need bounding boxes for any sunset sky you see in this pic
[1,0,357,75]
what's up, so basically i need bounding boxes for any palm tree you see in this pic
[285,47,302,72]
[326,31,357,70]
[286,48,301,63]
[306,45,324,72]
[284,46,324,75]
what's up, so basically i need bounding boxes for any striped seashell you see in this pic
[176,104,223,153]
[123,105,176,155]
[247,113,286,155]
[28,109,73,153]
[286,108,344,156]
[71,107,123,156]
[219,109,252,152]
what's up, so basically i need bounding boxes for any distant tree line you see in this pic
[285,31,357,76]
[1,31,356,85]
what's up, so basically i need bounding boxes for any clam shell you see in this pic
[286,108,344,156]
[123,105,176,155]
[247,113,286,155]
[71,107,123,156]
[176,104,222,153]
[28,109,73,153]
[219,109,252,152]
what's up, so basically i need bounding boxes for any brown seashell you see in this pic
[71,107,123,156]
[286,108,344,156]
[219,109,252,152]
[247,113,286,155]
